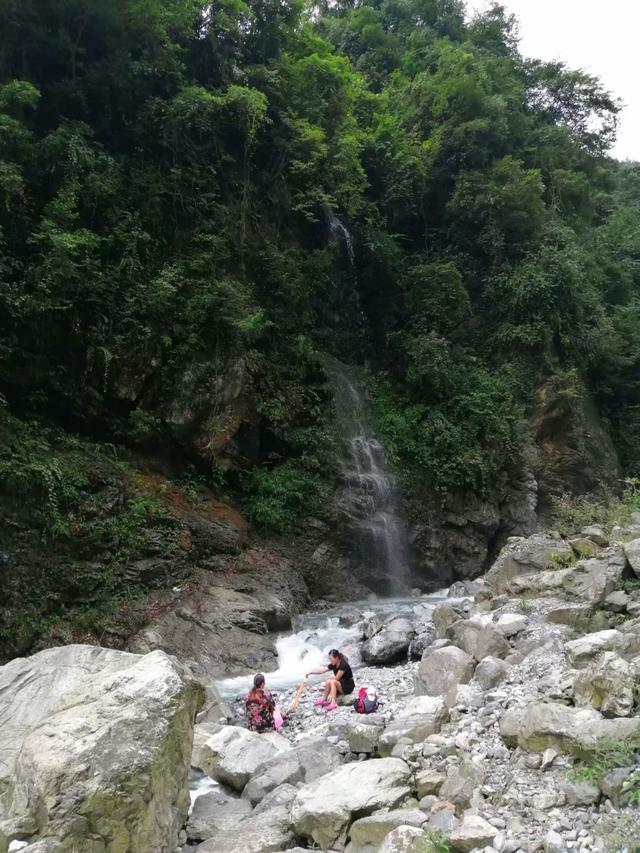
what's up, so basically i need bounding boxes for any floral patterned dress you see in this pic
[245,687,276,733]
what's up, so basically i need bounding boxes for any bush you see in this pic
[371,365,524,495]
[247,458,331,529]
[550,478,640,535]
[569,736,640,793]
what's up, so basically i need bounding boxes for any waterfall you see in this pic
[325,359,411,595]
[325,206,355,268]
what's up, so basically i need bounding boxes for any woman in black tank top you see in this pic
[306,648,355,711]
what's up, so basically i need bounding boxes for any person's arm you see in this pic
[335,668,345,682]
[305,666,329,677]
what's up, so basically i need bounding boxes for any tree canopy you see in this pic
[1,0,638,507]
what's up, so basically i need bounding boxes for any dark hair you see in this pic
[253,673,265,689]
[328,649,344,660]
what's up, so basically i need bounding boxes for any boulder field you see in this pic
[2,527,640,852]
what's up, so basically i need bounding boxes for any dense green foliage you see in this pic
[0,0,639,514]
[0,413,174,654]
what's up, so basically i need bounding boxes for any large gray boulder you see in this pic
[474,656,509,690]
[347,718,386,754]
[377,825,428,853]
[495,613,528,637]
[560,780,600,806]
[415,768,445,798]
[348,809,427,851]
[408,624,436,661]
[581,525,609,547]
[624,538,640,577]
[379,697,448,757]
[447,619,510,661]
[291,758,413,849]
[187,788,252,842]
[243,738,341,804]
[600,766,637,806]
[573,652,636,717]
[200,726,290,791]
[506,569,573,596]
[0,645,203,853]
[500,701,640,753]
[361,617,413,664]
[195,783,295,852]
[564,630,625,668]
[415,646,475,696]
[449,815,498,852]
[561,548,627,604]
[486,533,571,591]
[439,759,485,813]
[432,604,463,639]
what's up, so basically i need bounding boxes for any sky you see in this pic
[464,0,639,161]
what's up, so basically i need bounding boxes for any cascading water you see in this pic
[216,613,364,699]
[325,358,411,595]
[214,592,451,701]
[326,206,355,267]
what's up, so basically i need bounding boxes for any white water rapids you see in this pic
[215,592,450,700]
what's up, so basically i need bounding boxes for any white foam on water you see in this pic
[189,773,220,813]
[216,614,362,699]
[214,590,452,700]
[8,842,29,852]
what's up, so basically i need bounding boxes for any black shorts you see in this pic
[341,680,355,696]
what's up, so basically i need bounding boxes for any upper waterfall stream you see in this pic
[326,359,411,595]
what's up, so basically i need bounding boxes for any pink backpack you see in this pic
[354,686,380,714]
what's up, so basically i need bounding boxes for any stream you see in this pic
[214,591,451,701]
[186,587,462,821]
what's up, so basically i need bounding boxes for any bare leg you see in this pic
[323,679,331,700]
[329,678,341,703]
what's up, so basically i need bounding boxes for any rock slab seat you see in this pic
[200,725,290,791]
[500,701,640,753]
[291,757,413,850]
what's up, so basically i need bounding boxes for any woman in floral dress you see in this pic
[245,673,276,733]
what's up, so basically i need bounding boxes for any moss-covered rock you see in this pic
[0,645,204,852]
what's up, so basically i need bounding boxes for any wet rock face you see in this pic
[150,357,260,471]
[0,644,204,853]
[530,375,622,514]
[408,469,538,583]
[129,548,310,680]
